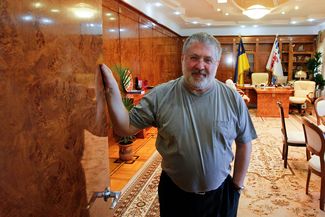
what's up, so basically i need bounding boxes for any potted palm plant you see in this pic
[306,52,324,97]
[306,51,322,80]
[113,65,133,93]
[112,65,136,161]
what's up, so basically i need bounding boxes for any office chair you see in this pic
[251,72,269,86]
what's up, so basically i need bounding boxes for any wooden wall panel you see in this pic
[102,0,182,87]
[0,0,111,216]
[103,8,120,68]
[152,30,164,85]
[218,41,236,81]
[101,0,182,148]
[102,0,118,11]
[170,35,183,79]
[153,29,180,84]
[119,14,140,77]
[139,18,153,84]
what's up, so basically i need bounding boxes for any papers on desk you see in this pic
[127,90,145,94]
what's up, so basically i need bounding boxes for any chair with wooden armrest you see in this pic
[302,117,325,210]
[277,101,306,168]
[314,96,325,132]
[225,79,250,104]
[289,80,316,115]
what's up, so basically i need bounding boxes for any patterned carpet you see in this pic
[113,110,324,217]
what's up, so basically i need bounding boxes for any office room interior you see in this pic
[2,0,325,216]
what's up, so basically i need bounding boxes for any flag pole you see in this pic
[233,35,250,85]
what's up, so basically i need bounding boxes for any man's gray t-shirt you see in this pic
[129,76,257,193]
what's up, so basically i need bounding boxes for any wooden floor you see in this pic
[109,128,157,191]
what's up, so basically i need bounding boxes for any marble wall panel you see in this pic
[0,0,110,216]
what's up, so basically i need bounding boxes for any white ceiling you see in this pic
[122,0,325,36]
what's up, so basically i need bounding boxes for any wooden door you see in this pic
[81,130,115,217]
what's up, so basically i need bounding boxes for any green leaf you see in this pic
[112,64,132,93]
[122,97,134,111]
[306,51,322,74]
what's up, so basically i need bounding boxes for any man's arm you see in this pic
[232,142,252,188]
[99,64,140,136]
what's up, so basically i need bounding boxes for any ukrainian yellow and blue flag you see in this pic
[233,38,250,85]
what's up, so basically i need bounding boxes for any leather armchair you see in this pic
[289,80,316,115]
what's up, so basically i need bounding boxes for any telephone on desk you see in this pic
[256,83,266,88]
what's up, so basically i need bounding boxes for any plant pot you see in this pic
[118,143,133,161]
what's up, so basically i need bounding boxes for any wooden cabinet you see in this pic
[279,36,316,80]
[279,42,290,75]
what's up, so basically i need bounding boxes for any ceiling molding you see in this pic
[123,0,325,36]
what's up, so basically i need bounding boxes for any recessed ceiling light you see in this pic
[206,23,211,26]
[217,8,221,12]
[253,25,258,28]
[192,21,198,24]
[294,6,299,10]
[291,21,297,24]
[174,11,181,15]
[225,12,229,16]
[281,11,285,15]
[217,0,227,3]
[307,18,315,22]
[241,25,246,28]
[105,13,112,17]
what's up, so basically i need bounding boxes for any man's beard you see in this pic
[186,69,213,90]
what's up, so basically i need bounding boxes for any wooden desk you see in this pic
[255,87,293,117]
[238,86,257,108]
[126,91,151,138]
[126,91,146,105]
